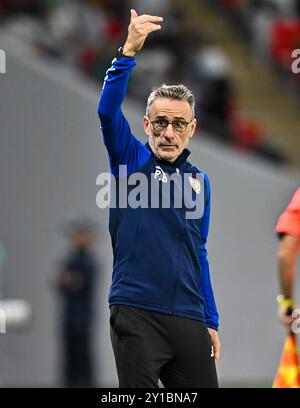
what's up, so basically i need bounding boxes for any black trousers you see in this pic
[62,323,93,387]
[110,305,218,388]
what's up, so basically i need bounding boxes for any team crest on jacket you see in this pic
[189,176,201,195]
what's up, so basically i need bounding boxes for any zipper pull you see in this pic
[176,168,180,175]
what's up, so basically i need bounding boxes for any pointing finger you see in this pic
[136,14,164,24]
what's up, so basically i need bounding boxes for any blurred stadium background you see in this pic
[0,0,300,387]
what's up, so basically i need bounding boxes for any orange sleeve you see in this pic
[276,188,300,238]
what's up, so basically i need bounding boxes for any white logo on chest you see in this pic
[154,166,168,183]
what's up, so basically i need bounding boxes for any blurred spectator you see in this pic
[130,48,176,101]
[55,217,98,388]
[247,0,279,61]
[192,43,233,142]
[46,1,107,54]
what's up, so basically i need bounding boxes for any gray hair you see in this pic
[146,84,195,118]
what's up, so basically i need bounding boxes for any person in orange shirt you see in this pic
[276,188,300,331]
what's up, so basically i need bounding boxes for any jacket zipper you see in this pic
[169,167,183,313]
[170,241,181,314]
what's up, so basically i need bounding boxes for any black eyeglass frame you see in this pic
[149,117,194,134]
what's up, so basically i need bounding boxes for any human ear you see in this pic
[189,118,197,139]
[144,116,151,136]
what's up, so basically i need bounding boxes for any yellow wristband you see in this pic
[277,294,294,308]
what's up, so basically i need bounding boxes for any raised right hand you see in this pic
[122,9,164,56]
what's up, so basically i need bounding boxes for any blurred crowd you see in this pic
[1,0,298,165]
[221,0,300,83]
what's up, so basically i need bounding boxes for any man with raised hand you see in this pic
[98,9,220,388]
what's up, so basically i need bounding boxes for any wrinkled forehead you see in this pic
[149,98,193,120]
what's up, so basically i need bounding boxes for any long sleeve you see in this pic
[97,56,150,176]
[198,174,219,330]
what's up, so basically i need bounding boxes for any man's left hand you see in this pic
[208,328,221,363]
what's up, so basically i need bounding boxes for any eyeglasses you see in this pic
[150,118,193,134]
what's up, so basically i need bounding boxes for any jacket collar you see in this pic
[145,142,191,168]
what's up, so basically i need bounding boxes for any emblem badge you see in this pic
[189,176,201,195]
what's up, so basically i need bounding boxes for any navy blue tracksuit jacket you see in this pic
[98,56,219,331]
